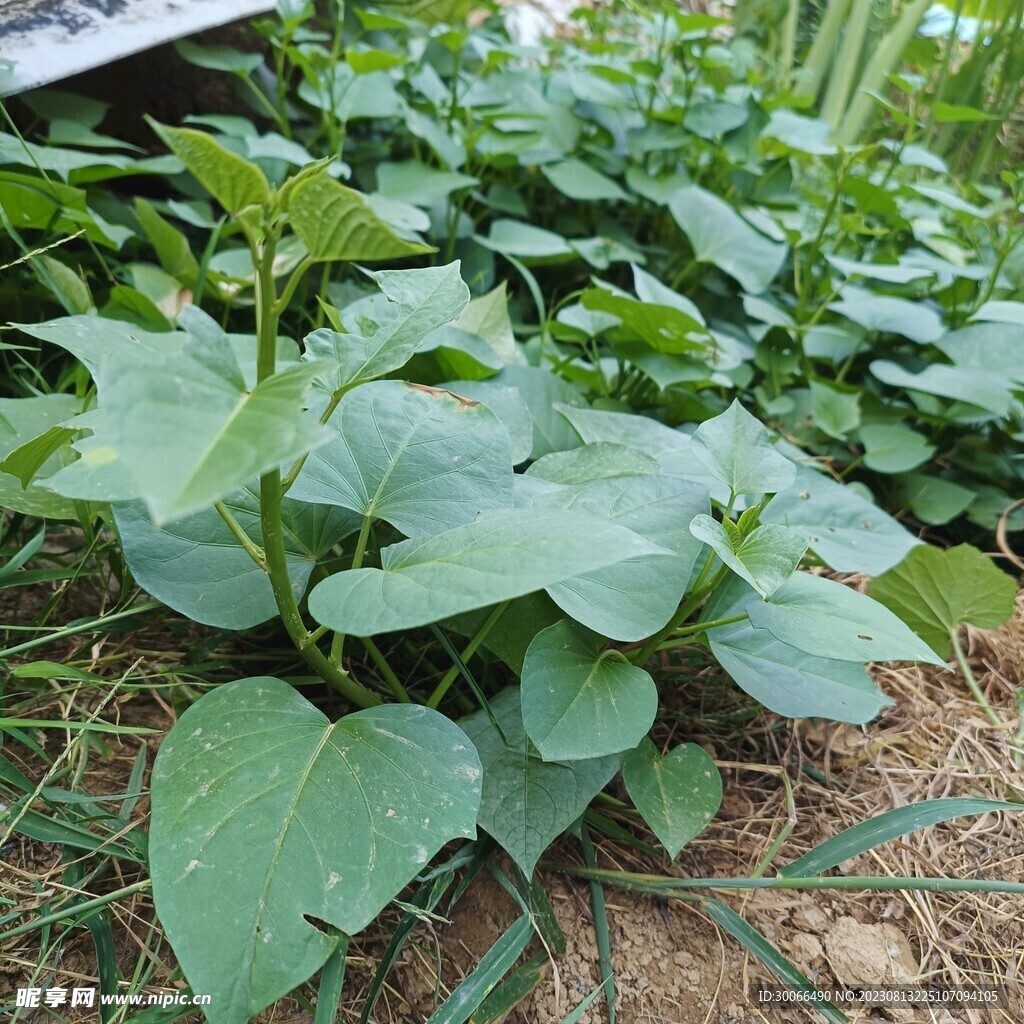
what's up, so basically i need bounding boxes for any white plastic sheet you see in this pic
[0,0,274,96]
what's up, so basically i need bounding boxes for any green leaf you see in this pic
[540,159,629,202]
[436,380,533,465]
[830,286,944,344]
[38,254,93,313]
[581,288,708,354]
[809,380,861,440]
[452,283,516,365]
[555,405,721,494]
[307,509,665,636]
[683,100,748,138]
[476,220,573,259]
[150,677,482,1024]
[376,161,478,206]
[622,739,721,858]
[461,689,620,876]
[525,474,708,641]
[780,799,1024,878]
[869,360,1013,416]
[711,622,890,723]
[287,174,434,262]
[291,381,514,537]
[707,594,889,725]
[859,423,934,474]
[901,474,975,526]
[527,444,660,484]
[135,199,200,285]
[521,620,657,761]
[174,39,264,74]
[304,262,470,394]
[668,185,787,294]
[691,400,796,497]
[826,254,933,284]
[492,366,584,459]
[762,465,920,575]
[147,120,270,214]
[930,102,993,123]
[0,394,81,519]
[100,337,330,524]
[867,545,1016,659]
[114,492,358,629]
[747,573,945,665]
[690,515,806,599]
[0,425,76,488]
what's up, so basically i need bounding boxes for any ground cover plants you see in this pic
[1,1,1023,1022]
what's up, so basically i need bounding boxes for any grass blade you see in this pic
[702,898,848,1024]
[779,798,1024,877]
[425,915,533,1024]
[471,951,549,1024]
[314,934,350,1024]
[580,826,616,1024]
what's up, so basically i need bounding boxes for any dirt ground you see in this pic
[3,578,1022,1023]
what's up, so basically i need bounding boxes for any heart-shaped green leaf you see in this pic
[748,572,945,665]
[859,423,934,474]
[308,509,666,636]
[461,689,620,876]
[669,185,787,294]
[868,544,1016,658]
[623,739,721,858]
[291,381,513,537]
[691,400,796,498]
[102,335,329,524]
[521,619,657,761]
[150,677,481,1024]
[830,286,944,344]
[527,474,707,641]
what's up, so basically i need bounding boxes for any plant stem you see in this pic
[949,627,1002,727]
[214,501,266,566]
[251,223,378,709]
[274,255,316,316]
[656,613,749,650]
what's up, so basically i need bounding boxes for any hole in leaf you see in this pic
[303,914,333,935]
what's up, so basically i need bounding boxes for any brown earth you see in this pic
[2,585,1022,1023]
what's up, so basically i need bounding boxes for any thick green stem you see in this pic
[252,226,378,709]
